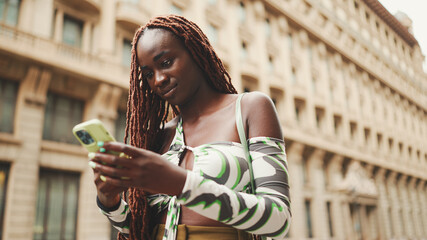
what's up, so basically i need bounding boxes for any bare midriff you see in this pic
[157,206,228,227]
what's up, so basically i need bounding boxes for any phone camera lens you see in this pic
[76,130,94,145]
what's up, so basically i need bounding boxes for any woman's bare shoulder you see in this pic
[240,91,283,139]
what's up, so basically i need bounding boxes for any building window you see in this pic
[122,39,132,67]
[388,138,393,152]
[311,77,317,93]
[308,45,313,63]
[291,67,297,84]
[240,41,248,60]
[294,99,306,124]
[326,201,334,237]
[43,92,84,144]
[350,122,357,140]
[315,107,325,130]
[377,133,383,150]
[0,163,10,240]
[265,18,271,37]
[270,88,284,115]
[115,109,127,143]
[0,78,18,133]
[334,115,342,135]
[207,24,218,46]
[33,169,80,240]
[305,199,313,238]
[170,4,183,15]
[62,15,83,48]
[302,158,309,184]
[0,0,21,26]
[238,2,246,23]
[268,55,274,73]
[287,33,293,51]
[364,128,371,145]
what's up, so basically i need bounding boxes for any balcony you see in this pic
[0,23,129,88]
[116,1,150,32]
[59,0,101,15]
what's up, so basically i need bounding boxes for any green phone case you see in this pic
[72,119,116,153]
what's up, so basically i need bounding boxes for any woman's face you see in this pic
[136,28,208,105]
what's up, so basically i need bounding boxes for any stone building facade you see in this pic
[0,0,426,239]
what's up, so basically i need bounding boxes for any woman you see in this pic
[89,15,291,240]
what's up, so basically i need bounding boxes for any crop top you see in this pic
[98,94,292,239]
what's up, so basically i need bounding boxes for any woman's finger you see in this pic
[99,174,133,187]
[95,163,131,180]
[90,153,134,169]
[100,141,152,158]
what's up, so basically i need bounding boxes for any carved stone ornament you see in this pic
[337,161,378,198]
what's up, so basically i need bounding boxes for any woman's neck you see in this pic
[179,90,232,123]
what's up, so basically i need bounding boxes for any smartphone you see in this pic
[72,119,117,154]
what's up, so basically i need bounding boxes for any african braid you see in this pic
[118,15,237,240]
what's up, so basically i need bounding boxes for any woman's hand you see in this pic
[89,142,187,196]
[90,165,126,208]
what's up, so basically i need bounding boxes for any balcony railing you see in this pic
[0,23,129,88]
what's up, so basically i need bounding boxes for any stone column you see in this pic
[17,0,34,31]
[32,0,55,38]
[286,142,306,238]
[297,30,316,132]
[387,172,403,238]
[374,168,391,239]
[253,0,269,94]
[398,175,414,238]
[341,197,354,240]
[408,178,422,238]
[98,0,116,59]
[283,86,296,128]
[53,9,64,43]
[359,204,370,240]
[327,155,346,239]
[308,149,329,239]
[416,181,427,237]
[82,22,93,53]
[3,67,51,240]
[226,0,242,93]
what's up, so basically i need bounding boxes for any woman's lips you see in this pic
[162,85,177,98]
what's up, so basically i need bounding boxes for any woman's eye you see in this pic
[143,72,153,80]
[161,59,172,67]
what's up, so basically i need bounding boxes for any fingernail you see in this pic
[97,141,104,147]
[88,152,96,159]
[88,161,96,169]
[100,148,106,153]
[100,175,106,182]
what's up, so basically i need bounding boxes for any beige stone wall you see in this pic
[0,0,426,239]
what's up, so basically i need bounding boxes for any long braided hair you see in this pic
[119,15,237,240]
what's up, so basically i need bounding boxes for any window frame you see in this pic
[33,168,80,240]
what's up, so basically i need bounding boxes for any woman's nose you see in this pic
[154,71,168,87]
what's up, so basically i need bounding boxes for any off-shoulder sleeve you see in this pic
[176,137,291,239]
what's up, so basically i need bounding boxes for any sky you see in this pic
[378,0,427,72]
